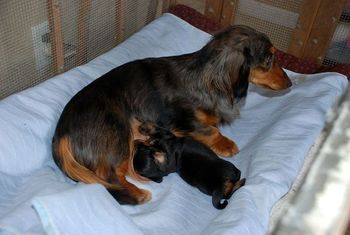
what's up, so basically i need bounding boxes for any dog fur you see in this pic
[52,25,291,205]
[133,128,245,209]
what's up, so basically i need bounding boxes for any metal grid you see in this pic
[233,0,303,52]
[0,0,162,100]
[323,5,350,66]
[0,1,51,99]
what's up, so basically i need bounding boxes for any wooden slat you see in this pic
[47,0,64,75]
[220,0,238,27]
[115,0,125,45]
[162,0,177,13]
[287,0,322,58]
[302,0,347,64]
[204,0,224,23]
[76,0,91,66]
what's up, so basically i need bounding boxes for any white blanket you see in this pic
[0,14,348,235]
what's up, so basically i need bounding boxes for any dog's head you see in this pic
[202,25,292,101]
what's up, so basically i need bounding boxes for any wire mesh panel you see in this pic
[233,0,303,51]
[323,2,350,66]
[0,0,162,99]
[0,1,51,99]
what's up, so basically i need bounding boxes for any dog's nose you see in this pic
[283,71,292,87]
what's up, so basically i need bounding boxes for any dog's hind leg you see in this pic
[212,191,228,209]
[109,159,152,205]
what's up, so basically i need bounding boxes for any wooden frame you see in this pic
[115,0,125,45]
[288,0,347,64]
[204,0,224,23]
[47,0,64,75]
[204,0,347,65]
[162,0,177,13]
[76,0,91,66]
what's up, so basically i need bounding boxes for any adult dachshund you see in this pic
[52,25,291,205]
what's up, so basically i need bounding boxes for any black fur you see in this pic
[134,129,245,209]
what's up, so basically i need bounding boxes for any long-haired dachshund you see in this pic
[133,128,246,209]
[52,25,291,205]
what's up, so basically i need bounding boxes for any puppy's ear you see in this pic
[153,151,167,171]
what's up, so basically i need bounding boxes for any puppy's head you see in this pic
[133,143,169,183]
[134,139,179,183]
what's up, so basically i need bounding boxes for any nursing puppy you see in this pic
[134,129,246,209]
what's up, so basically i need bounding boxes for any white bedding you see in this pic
[0,14,348,235]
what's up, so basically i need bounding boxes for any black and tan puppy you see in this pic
[134,130,246,209]
[133,143,170,183]
[53,25,290,205]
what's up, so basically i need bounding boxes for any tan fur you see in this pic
[116,160,152,203]
[56,136,122,190]
[190,126,239,157]
[129,118,151,183]
[223,180,235,196]
[195,110,220,126]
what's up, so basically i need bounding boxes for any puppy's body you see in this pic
[53,25,291,205]
[134,131,245,209]
[177,138,244,209]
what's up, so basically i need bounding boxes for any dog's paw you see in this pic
[137,188,152,204]
[211,136,239,157]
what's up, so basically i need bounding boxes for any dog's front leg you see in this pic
[189,110,239,156]
[189,125,239,157]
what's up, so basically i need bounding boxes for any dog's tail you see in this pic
[53,135,149,204]
[53,135,123,190]
[212,191,228,209]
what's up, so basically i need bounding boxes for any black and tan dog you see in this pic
[134,128,246,209]
[52,25,291,204]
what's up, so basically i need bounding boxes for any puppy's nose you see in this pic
[236,171,241,180]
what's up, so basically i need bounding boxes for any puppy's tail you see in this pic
[212,191,228,209]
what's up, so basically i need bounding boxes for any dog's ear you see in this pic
[232,47,251,99]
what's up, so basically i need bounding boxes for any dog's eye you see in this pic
[265,56,273,68]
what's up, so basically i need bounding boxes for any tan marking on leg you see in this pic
[223,180,234,197]
[116,160,152,204]
[130,118,149,142]
[190,126,239,157]
[194,110,220,126]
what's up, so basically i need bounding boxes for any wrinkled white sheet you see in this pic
[0,13,348,235]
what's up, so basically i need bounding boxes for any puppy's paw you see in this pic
[139,122,157,135]
[211,136,239,157]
